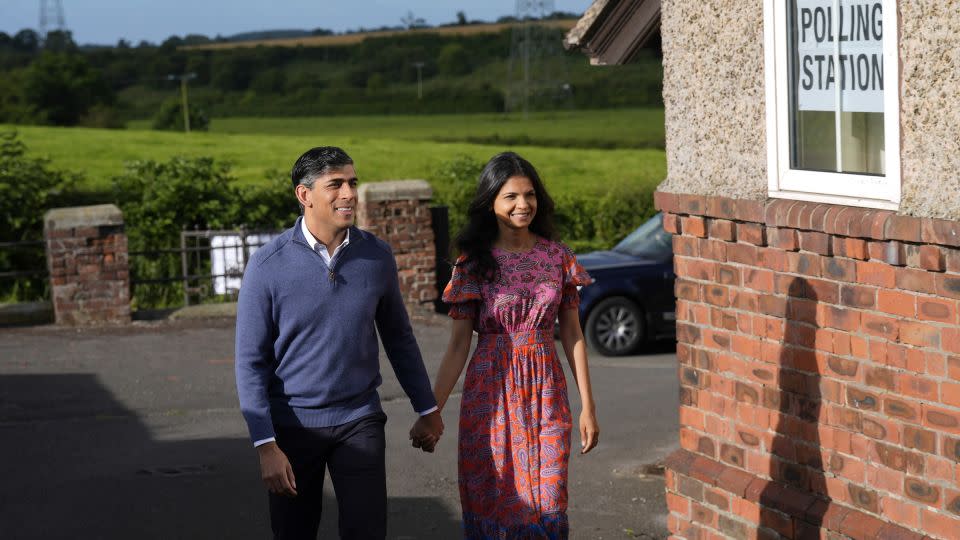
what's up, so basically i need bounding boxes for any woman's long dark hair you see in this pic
[454,152,556,282]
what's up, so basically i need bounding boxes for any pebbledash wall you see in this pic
[656,1,960,539]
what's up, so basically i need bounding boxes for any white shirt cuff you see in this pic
[253,437,276,447]
[418,406,438,416]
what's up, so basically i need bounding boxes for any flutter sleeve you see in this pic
[559,243,593,310]
[442,255,482,320]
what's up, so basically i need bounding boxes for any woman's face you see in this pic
[492,175,537,232]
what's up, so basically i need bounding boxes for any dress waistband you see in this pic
[476,329,554,346]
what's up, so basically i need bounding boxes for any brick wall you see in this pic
[43,205,130,325]
[655,193,960,539]
[357,180,437,305]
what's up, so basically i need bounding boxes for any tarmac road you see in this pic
[0,314,677,539]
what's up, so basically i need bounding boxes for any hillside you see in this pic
[183,19,577,50]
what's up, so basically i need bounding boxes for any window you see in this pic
[764,0,900,209]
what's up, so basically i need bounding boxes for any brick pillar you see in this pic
[43,204,130,325]
[655,192,960,540]
[356,180,437,305]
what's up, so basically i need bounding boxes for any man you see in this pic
[235,146,444,539]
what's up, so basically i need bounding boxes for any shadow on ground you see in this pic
[0,373,461,540]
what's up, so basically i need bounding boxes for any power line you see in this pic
[506,0,571,117]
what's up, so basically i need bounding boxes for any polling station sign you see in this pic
[795,0,884,113]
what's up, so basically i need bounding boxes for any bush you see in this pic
[428,154,657,257]
[0,131,78,300]
[111,156,297,308]
[428,154,483,257]
[151,97,209,131]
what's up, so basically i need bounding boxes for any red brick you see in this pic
[654,191,679,213]
[822,256,858,281]
[903,426,937,454]
[768,227,799,251]
[846,237,869,260]
[921,508,960,539]
[921,218,960,247]
[857,261,897,288]
[798,231,832,255]
[758,247,788,272]
[877,289,917,318]
[674,235,699,257]
[786,252,822,277]
[923,404,960,434]
[861,312,900,341]
[840,508,885,537]
[943,382,960,409]
[936,273,960,300]
[865,366,897,391]
[841,284,877,309]
[918,297,957,323]
[901,321,941,348]
[698,238,727,261]
[920,245,946,272]
[663,213,682,234]
[737,223,765,246]
[885,215,923,242]
[880,496,923,532]
[896,267,937,294]
[682,216,708,238]
[708,219,736,241]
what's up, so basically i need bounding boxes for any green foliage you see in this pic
[0,131,78,300]
[23,52,114,126]
[437,43,471,76]
[110,156,297,307]
[429,154,483,250]
[151,97,210,131]
[554,184,657,253]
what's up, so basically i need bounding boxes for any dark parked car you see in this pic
[575,213,676,356]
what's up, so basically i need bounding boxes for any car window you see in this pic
[612,213,672,260]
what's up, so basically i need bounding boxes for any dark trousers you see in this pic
[269,412,387,540]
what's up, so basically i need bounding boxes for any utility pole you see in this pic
[167,73,197,132]
[412,62,425,99]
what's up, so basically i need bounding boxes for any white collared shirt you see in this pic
[301,219,350,268]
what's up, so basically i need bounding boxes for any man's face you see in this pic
[301,165,358,231]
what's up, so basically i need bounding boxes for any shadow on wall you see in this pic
[0,374,462,540]
[762,277,830,536]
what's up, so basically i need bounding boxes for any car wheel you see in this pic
[585,297,644,356]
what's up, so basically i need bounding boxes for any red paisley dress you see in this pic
[442,238,592,539]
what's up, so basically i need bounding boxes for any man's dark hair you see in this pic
[291,146,354,189]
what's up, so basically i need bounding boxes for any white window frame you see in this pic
[764,0,901,210]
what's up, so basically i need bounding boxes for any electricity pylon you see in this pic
[505,0,571,117]
[39,0,66,37]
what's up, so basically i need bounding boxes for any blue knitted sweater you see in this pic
[235,217,437,443]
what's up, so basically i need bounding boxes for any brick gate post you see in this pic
[356,180,437,306]
[43,204,130,325]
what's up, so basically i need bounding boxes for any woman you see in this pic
[430,151,600,539]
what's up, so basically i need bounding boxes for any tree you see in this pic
[43,30,77,53]
[12,29,40,53]
[23,52,113,125]
[401,11,427,30]
[437,43,471,76]
[151,97,209,131]
[456,11,468,25]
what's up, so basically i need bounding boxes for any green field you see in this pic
[5,108,666,197]
[128,108,666,150]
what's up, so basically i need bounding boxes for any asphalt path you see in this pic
[0,315,677,539]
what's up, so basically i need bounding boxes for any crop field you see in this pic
[182,19,577,50]
[5,108,667,198]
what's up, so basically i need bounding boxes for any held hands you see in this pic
[579,408,600,454]
[409,410,444,453]
[257,442,298,497]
